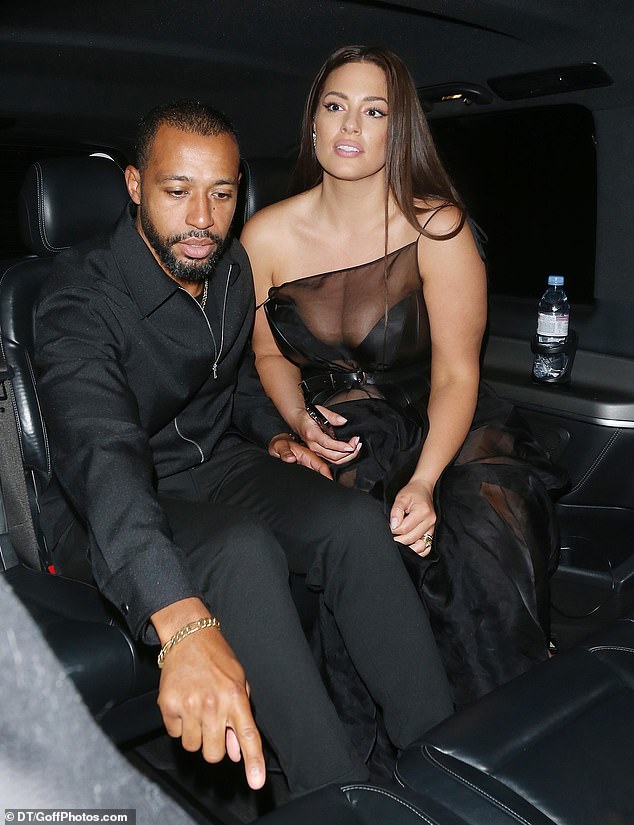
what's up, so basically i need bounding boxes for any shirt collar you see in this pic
[110,204,238,319]
[109,205,181,318]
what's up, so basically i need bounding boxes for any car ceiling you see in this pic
[2,0,634,157]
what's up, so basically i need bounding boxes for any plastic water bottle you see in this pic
[532,274,570,381]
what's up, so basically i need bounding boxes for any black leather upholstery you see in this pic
[18,156,129,256]
[0,155,162,743]
[2,156,129,483]
[255,615,634,824]
[234,157,293,233]
[0,257,55,481]
[255,783,476,825]
[5,565,161,739]
[396,614,634,825]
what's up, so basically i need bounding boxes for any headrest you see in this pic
[237,158,294,231]
[19,156,130,257]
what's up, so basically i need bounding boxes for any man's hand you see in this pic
[152,599,265,790]
[268,434,333,478]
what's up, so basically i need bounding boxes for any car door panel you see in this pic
[483,332,634,646]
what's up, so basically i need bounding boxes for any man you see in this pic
[35,101,452,797]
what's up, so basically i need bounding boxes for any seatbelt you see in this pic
[0,345,43,570]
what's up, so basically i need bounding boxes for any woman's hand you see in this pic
[293,404,362,465]
[268,434,333,478]
[390,478,436,556]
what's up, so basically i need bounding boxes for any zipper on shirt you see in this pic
[173,264,233,461]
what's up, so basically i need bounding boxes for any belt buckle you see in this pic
[352,370,366,386]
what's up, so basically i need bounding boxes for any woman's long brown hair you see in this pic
[290,44,465,240]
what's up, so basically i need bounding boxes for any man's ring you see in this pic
[423,532,433,550]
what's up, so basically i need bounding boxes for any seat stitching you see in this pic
[341,785,439,825]
[421,745,534,825]
[569,429,621,494]
[34,162,68,253]
[587,645,634,654]
[242,158,254,222]
[35,162,48,250]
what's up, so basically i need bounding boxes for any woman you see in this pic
[242,45,565,716]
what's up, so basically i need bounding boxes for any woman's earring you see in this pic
[312,128,317,148]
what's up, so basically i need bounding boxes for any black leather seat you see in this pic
[255,782,476,825]
[0,155,161,742]
[254,614,634,824]
[234,157,293,235]
[2,156,131,563]
[396,614,634,825]
[0,153,296,743]
[4,565,159,741]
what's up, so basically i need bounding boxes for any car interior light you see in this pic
[418,83,493,112]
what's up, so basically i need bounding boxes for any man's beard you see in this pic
[140,205,228,283]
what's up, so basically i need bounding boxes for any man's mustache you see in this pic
[168,230,224,245]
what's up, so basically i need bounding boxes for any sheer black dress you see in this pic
[263,239,566,760]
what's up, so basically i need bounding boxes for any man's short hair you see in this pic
[135,101,237,170]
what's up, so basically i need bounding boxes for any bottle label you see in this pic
[537,312,569,337]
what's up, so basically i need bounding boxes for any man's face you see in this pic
[125,124,241,283]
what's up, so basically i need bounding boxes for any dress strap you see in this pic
[418,207,487,262]
[468,217,488,261]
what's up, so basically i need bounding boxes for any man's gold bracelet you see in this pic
[157,616,221,669]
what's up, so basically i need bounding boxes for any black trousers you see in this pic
[154,436,452,795]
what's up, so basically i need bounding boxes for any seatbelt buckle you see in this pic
[0,364,14,402]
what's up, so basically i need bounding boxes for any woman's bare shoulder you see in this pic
[241,189,316,247]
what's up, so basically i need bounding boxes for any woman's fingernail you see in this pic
[390,517,398,529]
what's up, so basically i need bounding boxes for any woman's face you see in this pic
[313,60,389,183]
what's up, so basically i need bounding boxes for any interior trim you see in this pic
[483,336,634,427]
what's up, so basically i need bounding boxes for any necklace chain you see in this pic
[198,278,209,310]
[191,266,231,380]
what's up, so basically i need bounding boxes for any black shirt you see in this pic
[35,206,287,639]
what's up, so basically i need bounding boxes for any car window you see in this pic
[429,105,596,303]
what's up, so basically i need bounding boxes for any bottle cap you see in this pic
[547,274,564,286]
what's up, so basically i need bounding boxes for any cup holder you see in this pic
[551,536,615,619]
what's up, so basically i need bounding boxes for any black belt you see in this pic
[300,370,380,398]
[300,365,428,412]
